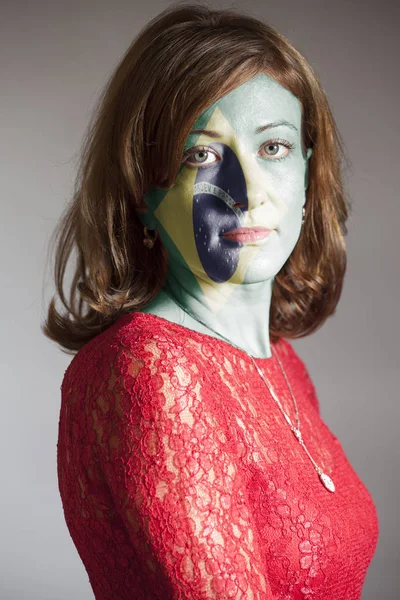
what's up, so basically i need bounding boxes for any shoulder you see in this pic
[65,312,181,368]
[62,311,202,400]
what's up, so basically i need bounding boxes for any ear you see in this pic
[304,147,313,191]
[136,203,158,229]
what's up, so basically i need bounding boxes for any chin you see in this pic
[241,251,289,284]
[229,261,279,284]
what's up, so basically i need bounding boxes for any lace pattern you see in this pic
[57,312,379,599]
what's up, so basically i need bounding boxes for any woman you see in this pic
[45,3,379,598]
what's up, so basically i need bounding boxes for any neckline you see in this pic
[117,310,283,362]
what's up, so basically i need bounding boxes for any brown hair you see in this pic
[42,2,352,354]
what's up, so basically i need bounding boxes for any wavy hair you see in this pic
[42,2,351,354]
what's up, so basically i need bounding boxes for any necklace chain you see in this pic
[162,288,336,493]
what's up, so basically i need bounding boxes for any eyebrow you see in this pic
[255,120,298,134]
[190,120,298,137]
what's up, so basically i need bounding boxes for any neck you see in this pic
[163,264,274,359]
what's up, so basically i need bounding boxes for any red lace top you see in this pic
[57,312,379,599]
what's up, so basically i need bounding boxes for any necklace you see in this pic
[162,288,335,493]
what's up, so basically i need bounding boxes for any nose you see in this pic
[232,147,271,209]
[237,152,288,225]
[244,171,271,210]
[235,143,285,207]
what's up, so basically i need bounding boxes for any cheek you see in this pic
[172,176,196,211]
[274,159,307,205]
[154,176,196,233]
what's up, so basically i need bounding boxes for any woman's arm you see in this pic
[90,342,273,599]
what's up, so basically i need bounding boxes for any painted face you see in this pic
[140,73,312,307]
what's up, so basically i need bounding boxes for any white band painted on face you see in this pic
[193,182,245,224]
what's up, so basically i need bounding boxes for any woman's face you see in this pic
[141,73,312,290]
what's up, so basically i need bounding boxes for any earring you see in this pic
[143,226,158,249]
[301,206,306,225]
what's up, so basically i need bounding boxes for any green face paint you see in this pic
[138,73,312,357]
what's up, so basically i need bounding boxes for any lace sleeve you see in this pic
[91,341,273,599]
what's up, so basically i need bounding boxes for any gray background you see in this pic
[1,0,398,598]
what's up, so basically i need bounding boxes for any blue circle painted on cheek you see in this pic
[193,143,249,283]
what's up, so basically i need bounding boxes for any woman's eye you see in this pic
[183,140,294,168]
[259,140,294,160]
[183,146,219,168]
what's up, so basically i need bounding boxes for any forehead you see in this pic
[190,73,302,135]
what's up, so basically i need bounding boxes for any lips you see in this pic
[221,226,274,243]
[223,226,272,235]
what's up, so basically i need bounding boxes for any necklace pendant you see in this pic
[319,471,335,493]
